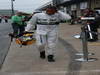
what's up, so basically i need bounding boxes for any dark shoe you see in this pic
[47,55,55,62]
[40,51,45,59]
[88,39,98,42]
[8,33,14,38]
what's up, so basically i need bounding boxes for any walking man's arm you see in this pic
[25,14,37,31]
[58,11,71,22]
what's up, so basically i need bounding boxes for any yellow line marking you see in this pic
[88,42,100,46]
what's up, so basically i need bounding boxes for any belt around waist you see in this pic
[37,22,59,25]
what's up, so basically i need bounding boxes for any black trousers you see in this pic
[0,19,2,23]
[12,23,25,36]
[87,22,98,41]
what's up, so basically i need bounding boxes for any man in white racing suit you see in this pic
[25,6,71,62]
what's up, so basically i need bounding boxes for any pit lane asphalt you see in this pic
[0,20,12,68]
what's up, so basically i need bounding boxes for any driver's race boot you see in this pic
[47,55,55,62]
[40,51,45,59]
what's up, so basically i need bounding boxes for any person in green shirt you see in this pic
[11,12,26,37]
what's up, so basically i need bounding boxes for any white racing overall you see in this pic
[25,11,71,56]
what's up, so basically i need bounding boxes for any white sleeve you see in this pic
[25,22,33,31]
[58,11,71,21]
[25,14,37,31]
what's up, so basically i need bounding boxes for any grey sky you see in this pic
[0,0,51,13]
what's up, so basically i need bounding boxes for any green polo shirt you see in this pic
[11,15,25,25]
